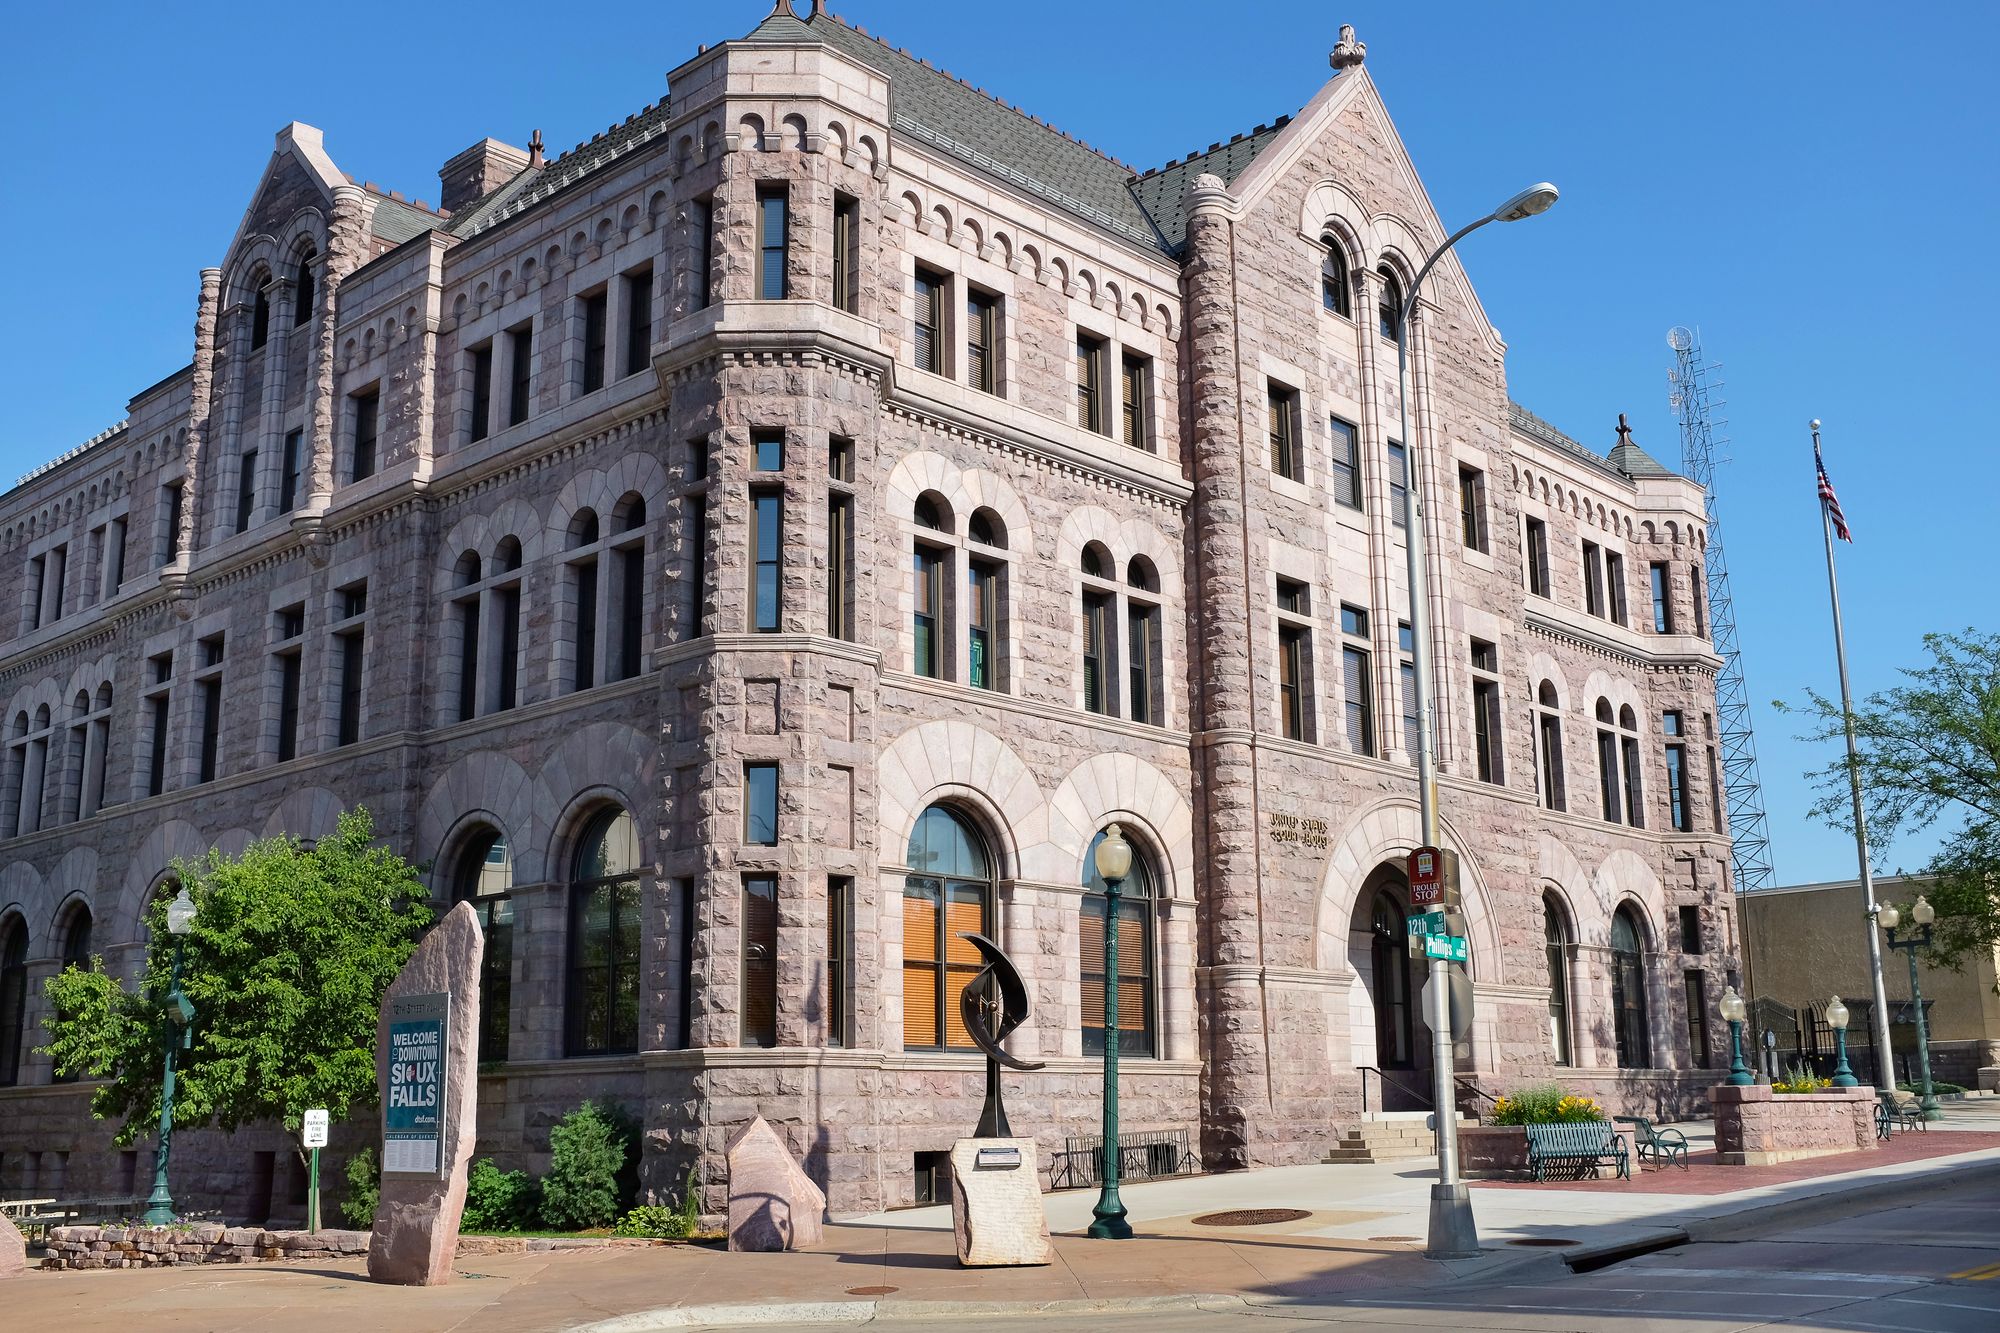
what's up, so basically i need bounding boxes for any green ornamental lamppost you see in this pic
[1878,897,1941,1120]
[1826,995,1858,1088]
[1087,823,1133,1241]
[1719,985,1754,1087]
[142,886,198,1227]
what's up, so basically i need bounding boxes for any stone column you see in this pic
[169,268,223,580]
[1182,174,1270,1169]
[302,185,373,517]
[208,287,254,543]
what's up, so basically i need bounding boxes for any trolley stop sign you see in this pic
[1408,845,1445,906]
[383,992,450,1176]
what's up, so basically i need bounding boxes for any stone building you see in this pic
[0,4,1739,1219]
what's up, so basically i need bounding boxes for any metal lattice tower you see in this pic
[1668,327,1775,891]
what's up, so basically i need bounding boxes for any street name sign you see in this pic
[1423,934,1469,963]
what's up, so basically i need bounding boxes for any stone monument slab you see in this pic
[0,1210,24,1277]
[726,1115,825,1252]
[949,1137,1051,1267]
[366,900,483,1285]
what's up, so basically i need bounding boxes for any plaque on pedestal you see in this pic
[950,1136,1051,1267]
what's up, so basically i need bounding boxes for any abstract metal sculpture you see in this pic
[958,932,1044,1137]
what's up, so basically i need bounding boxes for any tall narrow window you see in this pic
[1330,417,1362,510]
[756,186,789,300]
[1545,898,1572,1066]
[1611,907,1651,1068]
[744,763,779,845]
[741,875,778,1048]
[827,483,853,641]
[1127,582,1161,726]
[1582,541,1605,616]
[274,605,304,762]
[1081,828,1156,1057]
[570,517,599,693]
[1606,550,1628,625]
[1398,622,1419,759]
[163,481,185,568]
[1621,705,1644,830]
[1378,268,1403,342]
[145,651,172,797]
[468,344,494,442]
[1691,563,1707,637]
[1076,334,1108,435]
[693,196,715,309]
[1664,710,1692,831]
[614,517,644,682]
[278,430,303,512]
[832,193,860,314]
[1470,638,1503,784]
[1525,517,1550,597]
[251,285,271,350]
[1459,467,1488,551]
[751,492,782,632]
[967,290,998,394]
[1650,562,1673,633]
[1595,699,1622,824]
[1081,588,1113,715]
[334,583,367,747]
[826,876,851,1047]
[913,267,945,375]
[912,544,943,678]
[968,560,997,689]
[1341,604,1373,756]
[1371,890,1413,1066]
[1268,384,1301,481]
[901,805,991,1051]
[1120,353,1149,449]
[0,916,27,1086]
[566,808,642,1056]
[1684,969,1710,1066]
[1321,241,1350,316]
[623,266,653,378]
[1277,626,1311,745]
[687,489,708,637]
[352,389,379,482]
[1679,905,1704,954]
[1387,441,1409,530]
[105,517,128,595]
[581,290,609,393]
[506,325,533,427]
[235,450,259,533]
[293,251,316,325]
[457,566,482,721]
[455,830,514,1062]
[195,634,224,783]
[495,578,521,710]
[1707,722,1725,833]
[1535,681,1565,810]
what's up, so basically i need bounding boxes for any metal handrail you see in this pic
[1454,1076,1499,1108]
[1356,1064,1435,1115]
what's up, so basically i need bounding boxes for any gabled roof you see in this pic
[1509,402,1681,484]
[449,98,677,239]
[1129,118,1291,256]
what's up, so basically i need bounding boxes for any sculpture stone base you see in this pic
[727,1116,825,1252]
[366,901,483,1285]
[950,1137,1051,1267]
[0,1211,25,1277]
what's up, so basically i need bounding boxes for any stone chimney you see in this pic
[438,138,531,215]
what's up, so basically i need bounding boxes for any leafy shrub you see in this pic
[1898,1080,1966,1095]
[540,1100,637,1231]
[462,1158,541,1232]
[1774,1061,1831,1094]
[1490,1084,1605,1125]
[341,1147,380,1229]
[613,1166,705,1240]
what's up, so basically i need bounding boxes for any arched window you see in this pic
[453,539,524,720]
[1594,699,1622,825]
[52,902,93,1084]
[1125,558,1162,726]
[901,805,992,1051]
[1544,896,1572,1066]
[293,249,317,327]
[1535,682,1566,811]
[0,915,27,1086]
[1081,828,1155,1057]
[1611,906,1651,1069]
[967,508,1005,549]
[1618,705,1643,829]
[251,283,271,350]
[1378,267,1403,343]
[567,510,602,692]
[1080,543,1117,716]
[1371,888,1413,1068]
[565,807,642,1056]
[454,828,514,1062]
[911,497,950,679]
[1320,238,1350,317]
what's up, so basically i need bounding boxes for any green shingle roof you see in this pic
[1128,118,1292,256]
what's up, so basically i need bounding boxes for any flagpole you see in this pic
[1814,419,1895,1092]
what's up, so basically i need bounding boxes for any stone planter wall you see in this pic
[1710,1083,1877,1166]
[1458,1122,1638,1182]
[42,1223,370,1270]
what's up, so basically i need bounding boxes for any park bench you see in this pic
[1613,1115,1689,1170]
[1048,1128,1197,1190]
[1525,1121,1629,1182]
[1876,1090,1927,1139]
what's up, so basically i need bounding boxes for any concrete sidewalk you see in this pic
[8,1110,2000,1332]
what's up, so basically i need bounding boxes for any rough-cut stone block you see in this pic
[0,1211,25,1278]
[366,901,483,1286]
[1711,1083,1878,1165]
[949,1138,1050,1267]
[726,1115,824,1252]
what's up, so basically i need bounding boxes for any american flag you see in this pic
[1816,444,1852,542]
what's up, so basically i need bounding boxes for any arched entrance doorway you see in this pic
[1352,864,1424,1109]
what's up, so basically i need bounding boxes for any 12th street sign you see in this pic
[1407,911,1448,937]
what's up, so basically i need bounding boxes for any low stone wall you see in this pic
[1710,1084,1876,1166]
[1459,1123,1638,1181]
[42,1223,370,1269]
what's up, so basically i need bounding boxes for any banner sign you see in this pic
[383,992,449,1176]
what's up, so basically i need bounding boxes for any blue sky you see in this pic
[2,2,1991,885]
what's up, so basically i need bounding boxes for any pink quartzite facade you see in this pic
[0,5,1739,1220]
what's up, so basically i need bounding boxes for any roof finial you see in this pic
[1330,23,1366,71]
[1616,413,1633,447]
[527,129,544,168]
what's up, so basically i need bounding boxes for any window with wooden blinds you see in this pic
[902,887,940,1049]
[914,268,944,374]
[1079,829,1156,1058]
[1076,334,1107,434]
[900,805,993,1052]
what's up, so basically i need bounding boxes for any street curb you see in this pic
[569,1293,1251,1331]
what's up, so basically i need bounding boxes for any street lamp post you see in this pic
[142,886,198,1227]
[1719,986,1753,1086]
[1395,181,1558,1262]
[1878,898,1940,1120]
[1826,995,1858,1088]
[1087,823,1134,1240]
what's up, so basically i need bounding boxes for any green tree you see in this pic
[1782,629,2000,962]
[39,806,433,1144]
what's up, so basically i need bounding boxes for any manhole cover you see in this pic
[846,1286,900,1296]
[1192,1208,1312,1227]
[1506,1237,1580,1247]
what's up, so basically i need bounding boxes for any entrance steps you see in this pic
[1323,1113,1477,1164]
